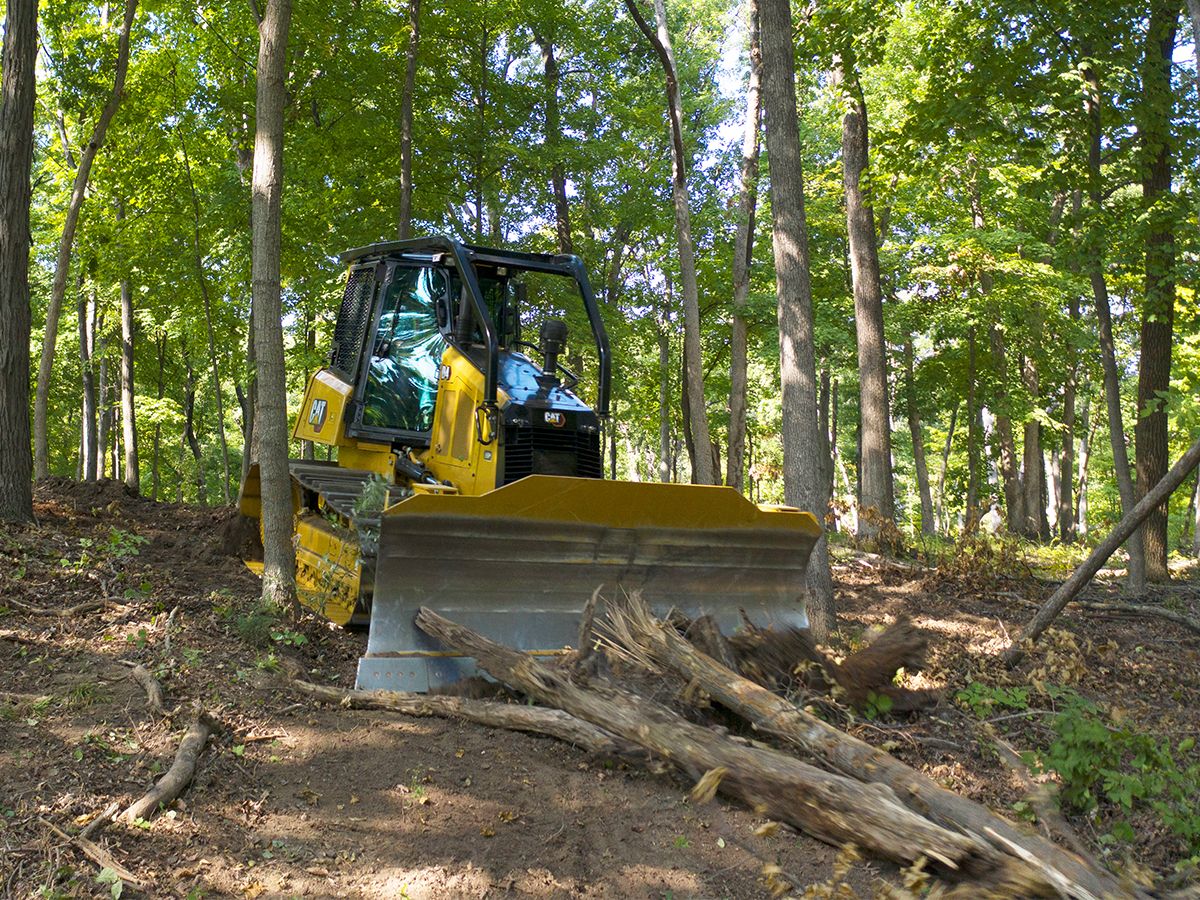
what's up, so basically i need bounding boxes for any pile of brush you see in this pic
[292,594,1140,898]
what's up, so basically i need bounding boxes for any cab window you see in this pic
[361,266,448,433]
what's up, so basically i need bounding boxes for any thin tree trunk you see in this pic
[0,0,38,522]
[1059,296,1077,542]
[1190,0,1200,106]
[33,0,137,479]
[904,339,935,536]
[623,0,716,485]
[77,282,98,482]
[119,276,138,493]
[1135,2,1178,582]
[1020,352,1043,539]
[176,121,232,504]
[838,63,893,530]
[759,0,834,637]
[1192,465,1200,557]
[251,0,298,609]
[152,333,164,501]
[605,223,630,306]
[241,307,257,485]
[536,35,572,255]
[1005,437,1200,665]
[966,328,981,531]
[726,0,762,494]
[97,347,111,480]
[397,0,420,239]
[937,403,959,534]
[1083,60,1146,592]
[183,359,207,506]
[656,319,670,483]
[1075,391,1092,536]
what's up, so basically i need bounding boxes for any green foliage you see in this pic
[1030,692,1200,851]
[955,682,1030,718]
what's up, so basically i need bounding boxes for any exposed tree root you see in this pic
[41,817,144,890]
[124,663,166,716]
[122,713,215,823]
[7,596,107,617]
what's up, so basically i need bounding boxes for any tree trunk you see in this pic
[0,0,38,522]
[726,0,762,494]
[177,123,232,504]
[119,277,138,493]
[1075,391,1092,536]
[536,36,572,255]
[605,223,631,306]
[1190,0,1200,107]
[1020,353,1043,539]
[1135,1,1178,582]
[97,351,111,480]
[77,283,98,482]
[152,333,164,501]
[1192,465,1200,557]
[759,0,834,637]
[623,0,716,485]
[965,327,981,531]
[657,320,671,482]
[251,0,298,609]
[1005,436,1200,665]
[904,339,935,536]
[936,403,959,534]
[241,307,257,485]
[1083,60,1146,593]
[397,0,420,239]
[32,0,137,479]
[839,64,893,531]
[1059,295,1077,542]
[182,359,207,506]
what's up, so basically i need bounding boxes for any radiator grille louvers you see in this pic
[330,268,373,379]
[503,425,602,484]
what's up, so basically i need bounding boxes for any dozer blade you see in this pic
[356,475,822,692]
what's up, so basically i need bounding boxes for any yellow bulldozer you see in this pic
[239,236,821,691]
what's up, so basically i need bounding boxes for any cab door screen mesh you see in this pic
[330,268,374,379]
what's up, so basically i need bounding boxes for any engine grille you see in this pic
[503,425,603,484]
[330,268,374,379]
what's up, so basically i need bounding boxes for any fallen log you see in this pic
[414,607,1043,888]
[601,593,1130,900]
[287,678,641,758]
[122,713,214,823]
[1004,436,1200,666]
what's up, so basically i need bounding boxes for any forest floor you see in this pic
[1,480,1198,899]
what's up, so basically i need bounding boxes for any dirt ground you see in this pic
[1,480,1198,898]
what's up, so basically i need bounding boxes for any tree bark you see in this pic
[97,351,111,480]
[182,358,207,506]
[152,333,164,501]
[33,0,137,479]
[1134,1,1178,582]
[251,0,298,609]
[602,595,1125,899]
[119,277,138,493]
[397,0,419,239]
[0,0,38,523]
[657,318,671,482]
[77,283,98,482]
[1192,464,1200,557]
[1059,297,1077,542]
[989,325,1023,531]
[759,0,834,636]
[936,403,958,534]
[623,0,716,485]
[122,716,213,823]
[904,339,935,536]
[605,223,630,306]
[414,609,1017,879]
[726,0,762,494]
[177,116,232,504]
[1082,60,1146,593]
[965,327,981,530]
[1020,352,1043,538]
[1005,436,1200,665]
[536,35,572,255]
[838,63,893,530]
[1075,392,1092,536]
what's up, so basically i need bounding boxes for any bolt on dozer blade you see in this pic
[356,475,822,692]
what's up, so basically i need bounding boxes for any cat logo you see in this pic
[543,411,565,428]
[308,398,328,432]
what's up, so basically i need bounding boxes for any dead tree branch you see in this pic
[122,713,214,823]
